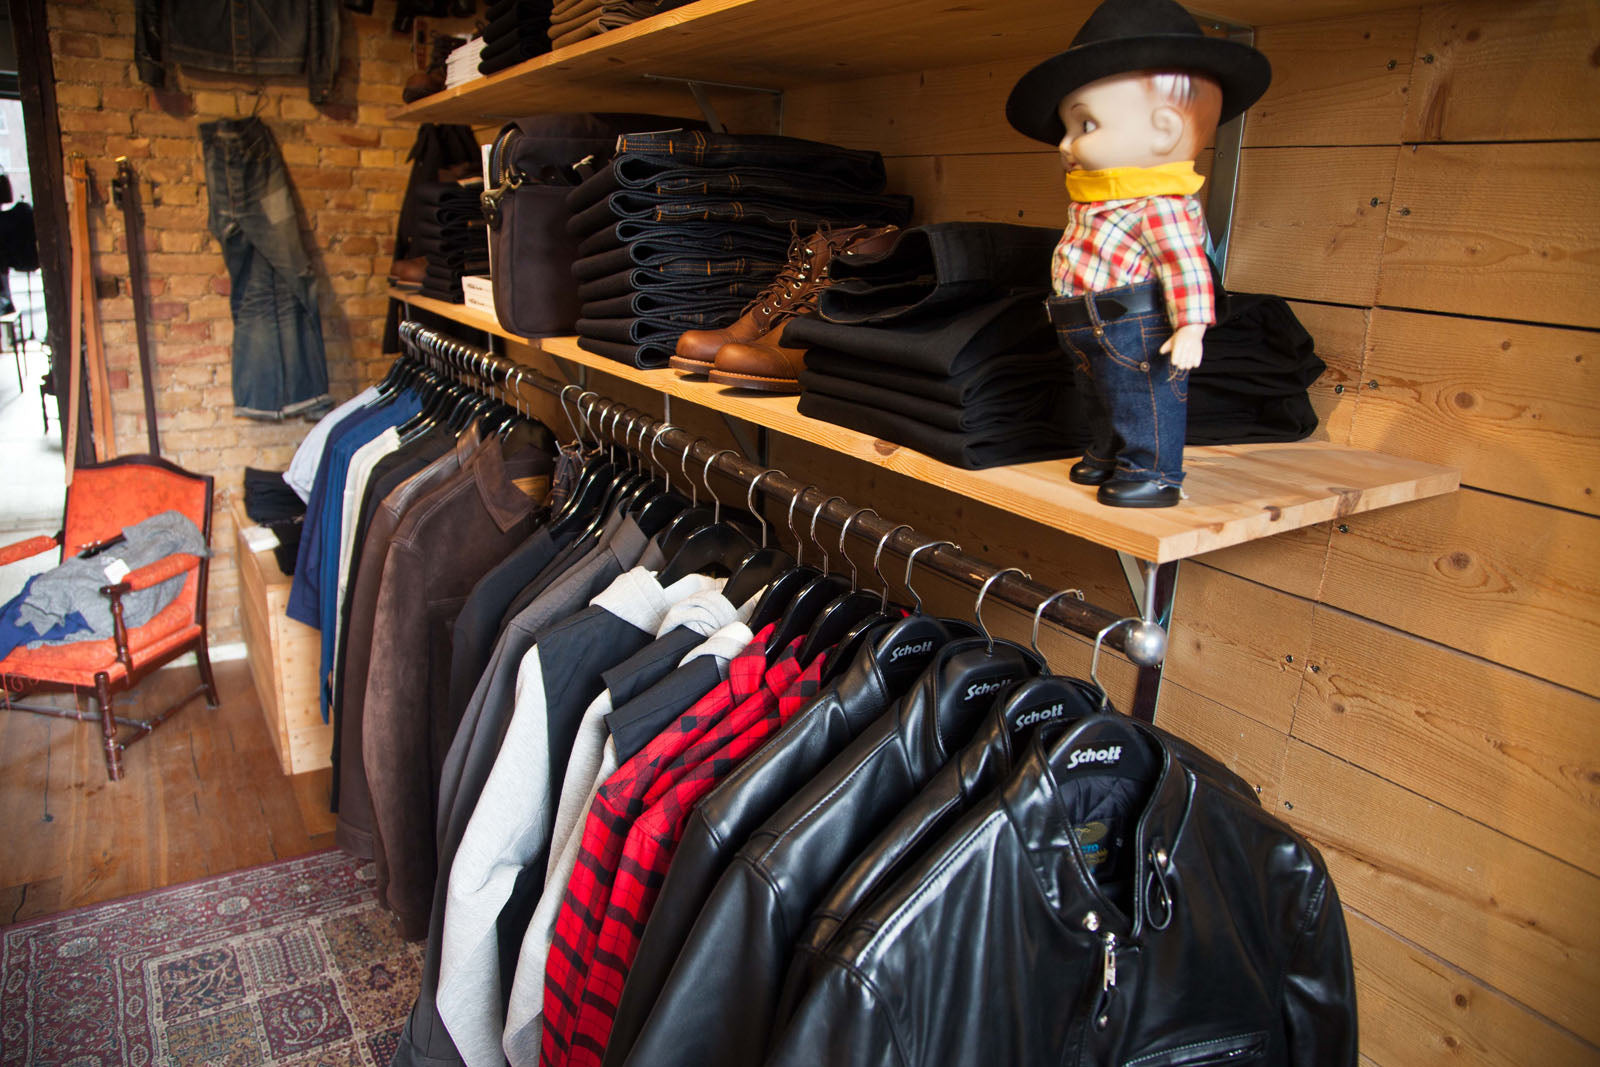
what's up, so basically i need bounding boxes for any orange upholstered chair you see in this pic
[0,455,218,780]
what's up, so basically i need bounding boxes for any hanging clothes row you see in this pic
[286,321,1355,1067]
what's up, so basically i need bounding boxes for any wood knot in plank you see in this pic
[1262,505,1282,521]
[873,438,899,457]
[1328,486,1363,517]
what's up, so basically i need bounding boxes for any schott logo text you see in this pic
[966,678,1014,702]
[888,641,934,663]
[1014,703,1066,727]
[1067,745,1123,769]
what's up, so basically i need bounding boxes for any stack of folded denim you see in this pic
[412,179,490,302]
[564,130,914,368]
[479,0,553,75]
[546,0,696,49]
[789,223,1087,469]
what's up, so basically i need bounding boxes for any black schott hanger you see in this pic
[797,507,891,668]
[745,484,823,633]
[722,470,798,608]
[657,449,758,585]
[764,494,852,663]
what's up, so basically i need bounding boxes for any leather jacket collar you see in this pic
[1004,716,1194,940]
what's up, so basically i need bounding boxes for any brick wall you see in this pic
[46,0,471,645]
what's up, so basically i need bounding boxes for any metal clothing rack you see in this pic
[396,321,1170,721]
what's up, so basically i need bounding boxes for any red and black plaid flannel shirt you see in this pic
[562,647,829,1066]
[540,624,776,1067]
[1051,194,1216,329]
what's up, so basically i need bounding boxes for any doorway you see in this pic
[0,4,63,604]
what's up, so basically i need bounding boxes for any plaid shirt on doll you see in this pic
[1051,194,1216,329]
[561,648,827,1067]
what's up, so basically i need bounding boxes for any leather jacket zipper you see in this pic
[1093,930,1119,1028]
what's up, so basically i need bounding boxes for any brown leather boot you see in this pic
[669,224,898,376]
[706,326,810,393]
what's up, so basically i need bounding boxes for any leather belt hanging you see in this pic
[66,154,116,480]
[112,157,161,456]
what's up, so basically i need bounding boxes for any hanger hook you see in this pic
[788,485,817,567]
[680,437,706,507]
[903,540,956,615]
[1090,617,1137,710]
[702,449,737,524]
[873,524,912,610]
[1030,588,1086,666]
[975,566,1031,653]
[809,494,844,574]
[649,424,676,490]
[559,385,584,446]
[746,470,781,548]
[837,508,877,589]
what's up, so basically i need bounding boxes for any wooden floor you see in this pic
[0,658,337,925]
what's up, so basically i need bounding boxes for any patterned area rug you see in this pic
[0,850,421,1066]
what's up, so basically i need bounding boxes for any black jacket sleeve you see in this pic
[1283,871,1358,1065]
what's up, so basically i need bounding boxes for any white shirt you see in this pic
[330,426,400,692]
[283,386,380,502]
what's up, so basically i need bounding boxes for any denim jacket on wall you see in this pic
[135,0,340,104]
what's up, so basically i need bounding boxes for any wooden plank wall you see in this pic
[756,0,1600,1062]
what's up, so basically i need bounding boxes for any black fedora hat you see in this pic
[1006,0,1271,145]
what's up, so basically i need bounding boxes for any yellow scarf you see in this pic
[1064,161,1205,202]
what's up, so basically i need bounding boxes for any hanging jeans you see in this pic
[200,117,331,420]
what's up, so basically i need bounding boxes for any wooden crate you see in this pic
[231,499,329,775]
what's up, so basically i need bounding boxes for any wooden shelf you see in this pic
[388,290,520,342]
[390,283,1459,565]
[394,0,1422,124]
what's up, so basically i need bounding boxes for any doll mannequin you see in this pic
[1006,0,1271,507]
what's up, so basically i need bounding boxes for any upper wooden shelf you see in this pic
[386,292,1459,563]
[393,0,1422,124]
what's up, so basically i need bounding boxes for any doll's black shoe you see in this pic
[1097,479,1182,508]
[1069,458,1117,485]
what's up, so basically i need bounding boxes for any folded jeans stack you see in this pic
[789,223,1089,469]
[412,180,490,302]
[547,0,696,50]
[478,0,553,75]
[565,130,914,368]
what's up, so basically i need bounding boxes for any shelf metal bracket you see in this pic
[719,412,768,467]
[642,74,784,134]
[1197,16,1255,282]
[1117,552,1180,724]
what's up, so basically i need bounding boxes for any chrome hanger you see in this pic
[836,508,878,589]
[872,524,912,610]
[902,540,957,615]
[974,566,1031,653]
[1030,588,1086,669]
[809,495,844,575]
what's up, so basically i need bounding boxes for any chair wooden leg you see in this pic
[195,637,220,708]
[94,672,123,782]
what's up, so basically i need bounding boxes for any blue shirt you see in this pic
[285,389,422,719]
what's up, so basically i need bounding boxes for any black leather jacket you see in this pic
[622,636,1048,1067]
[768,715,1357,1067]
[777,676,1264,1025]
[605,616,970,1067]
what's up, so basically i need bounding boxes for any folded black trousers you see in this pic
[800,347,1066,407]
[797,389,1086,470]
[784,290,1053,377]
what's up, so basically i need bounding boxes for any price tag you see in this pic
[103,558,130,584]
